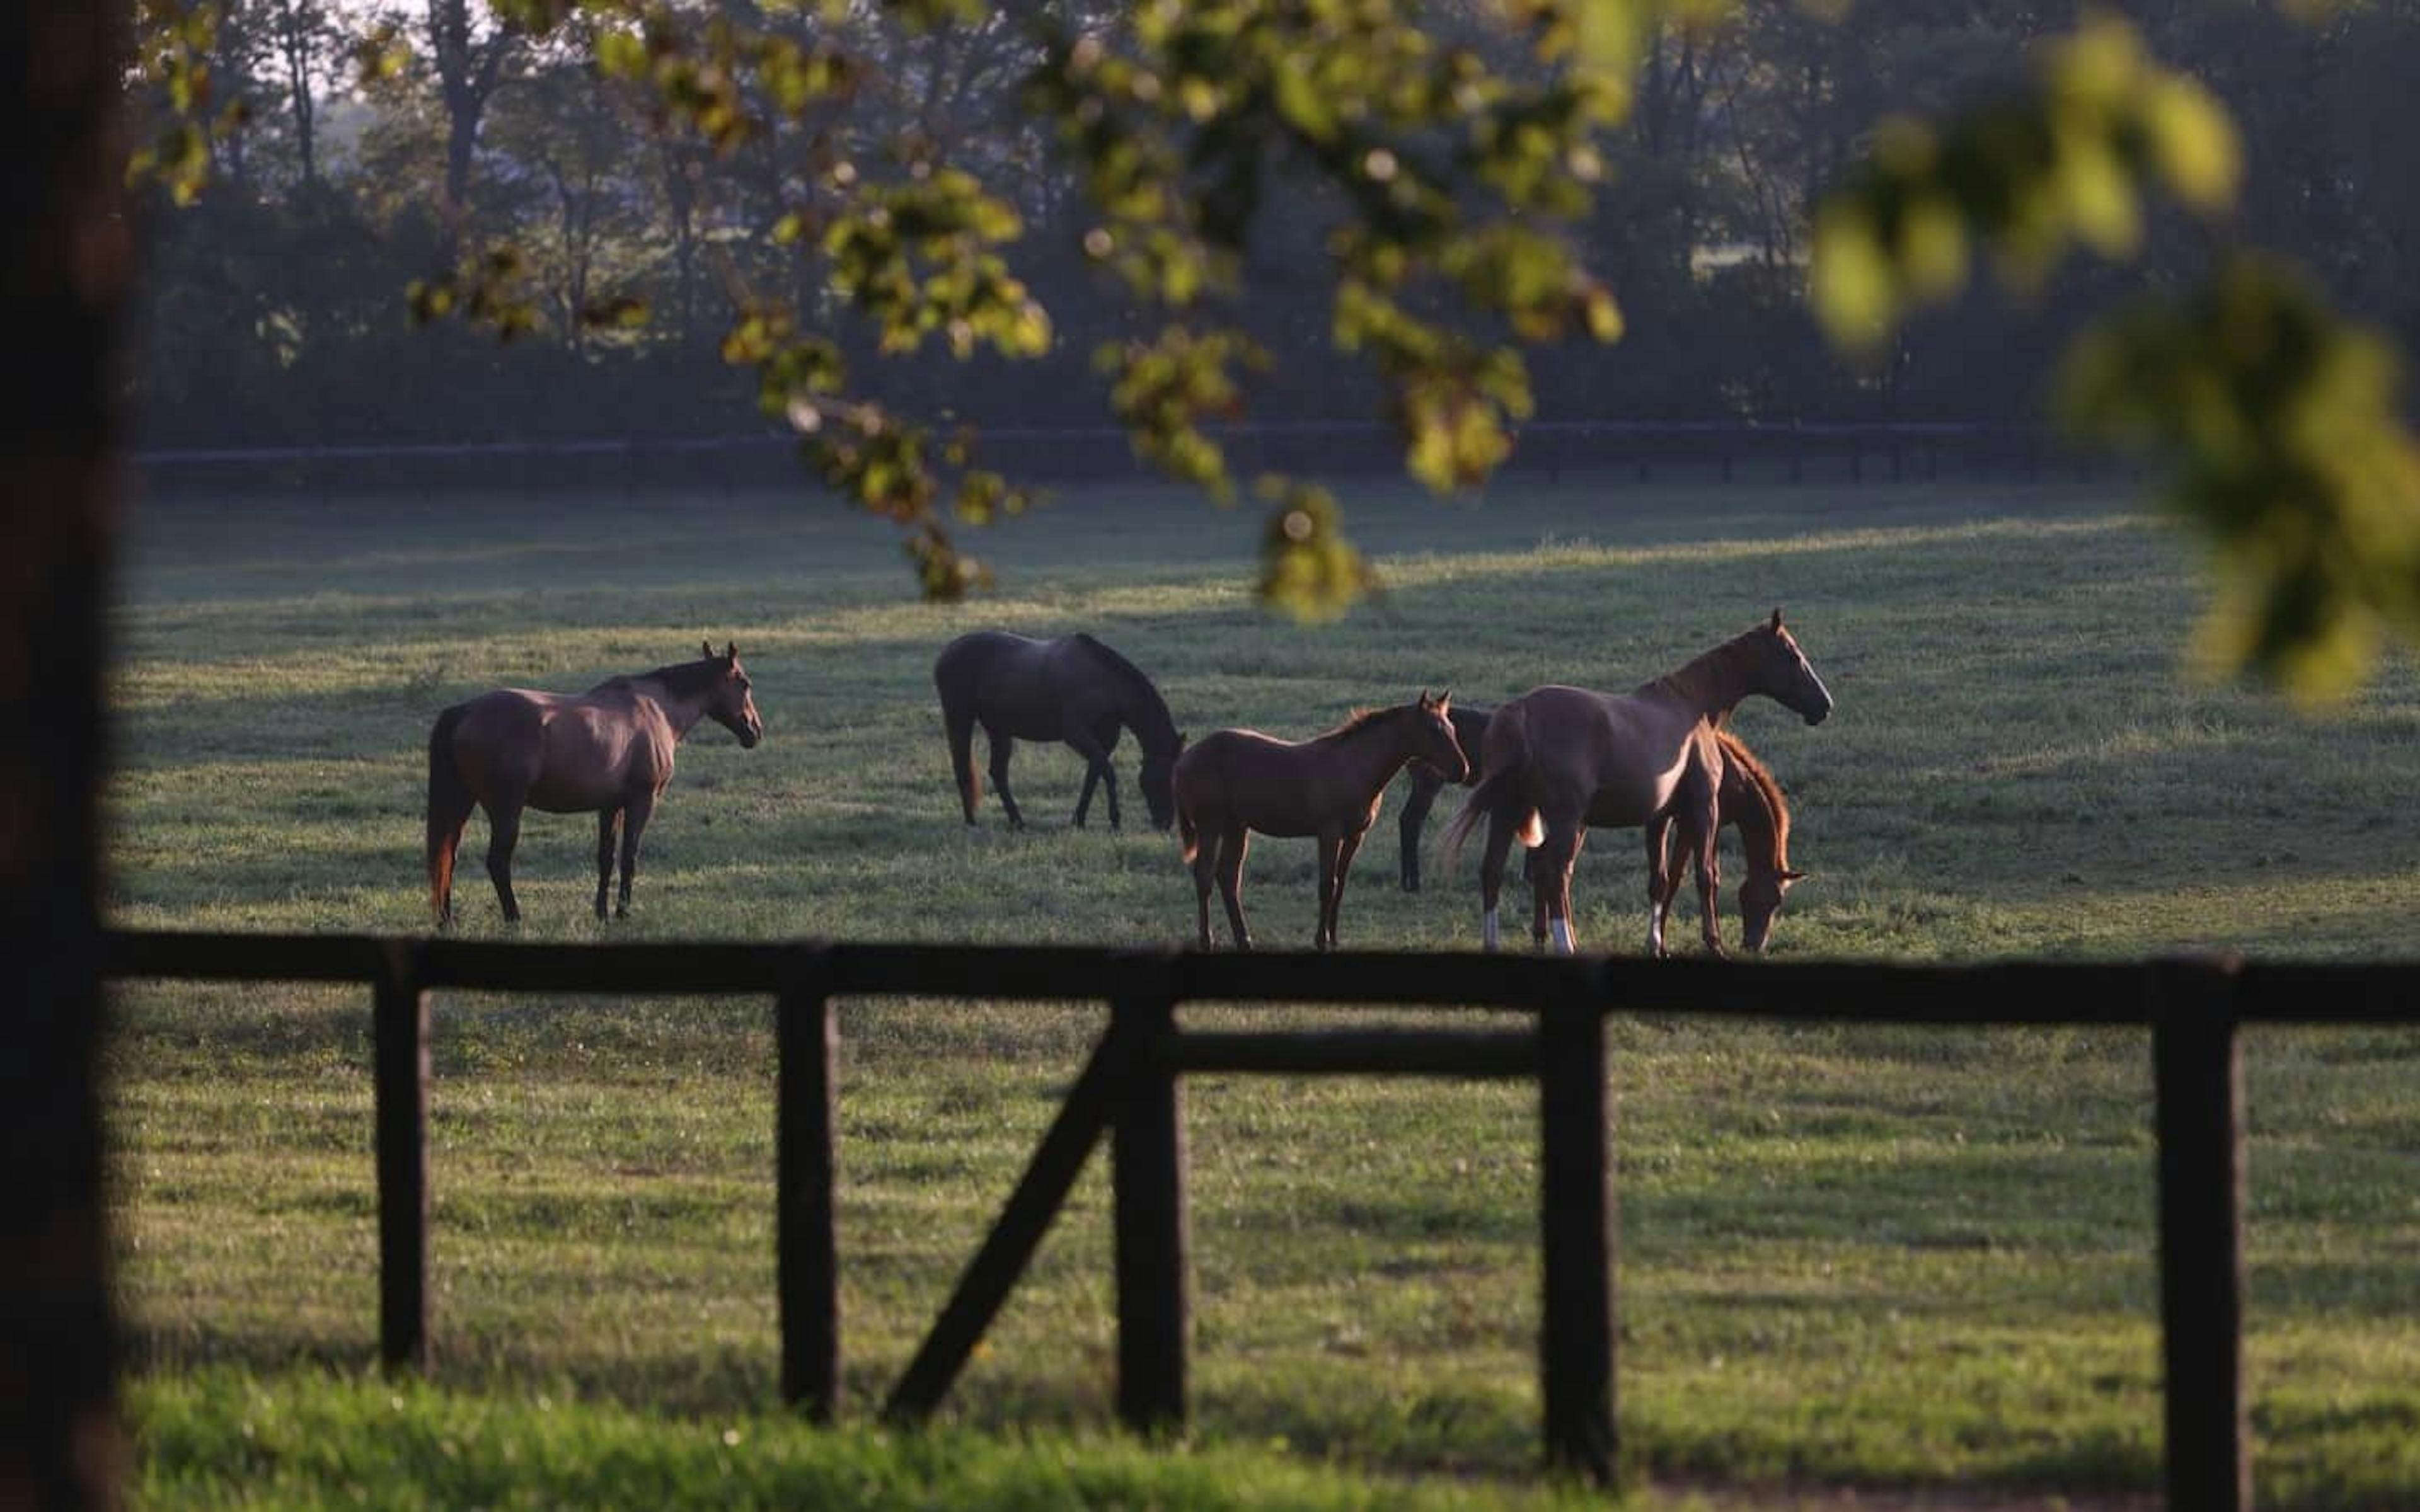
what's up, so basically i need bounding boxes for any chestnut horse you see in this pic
[1441,610,1830,957]
[935,631,1184,832]
[1177,692,1468,951]
[426,642,763,925]
[1634,728,1804,953]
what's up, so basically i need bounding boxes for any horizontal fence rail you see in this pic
[104,927,2420,1508]
[124,420,2119,494]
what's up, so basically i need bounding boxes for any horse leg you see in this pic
[1191,824,1219,949]
[1644,813,1677,958]
[616,789,657,919]
[1478,812,1516,953]
[1067,723,1121,830]
[1216,826,1253,952]
[1398,767,1439,891]
[1528,845,1549,950]
[1314,832,1340,950]
[594,807,621,920]
[485,793,526,924]
[945,704,981,825]
[985,726,1025,829]
[1537,822,1583,956]
[1691,793,1726,959]
[1329,829,1367,949]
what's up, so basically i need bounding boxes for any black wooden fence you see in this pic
[126,420,2111,495]
[105,929,2420,1509]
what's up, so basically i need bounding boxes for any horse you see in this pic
[426,641,763,925]
[1413,713,1807,951]
[1441,610,1831,958]
[1395,701,1495,892]
[1177,692,1469,951]
[933,631,1184,832]
[1622,728,1805,953]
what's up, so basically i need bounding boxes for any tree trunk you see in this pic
[1,0,132,1504]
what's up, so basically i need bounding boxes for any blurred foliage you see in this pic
[1815,10,2420,697]
[2060,254,2420,702]
[127,0,2420,686]
[1811,14,2238,350]
[128,0,248,205]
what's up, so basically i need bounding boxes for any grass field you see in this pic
[107,477,2420,1508]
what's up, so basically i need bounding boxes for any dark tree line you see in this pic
[131,1,2420,451]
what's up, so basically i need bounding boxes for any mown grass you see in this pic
[108,477,2420,1509]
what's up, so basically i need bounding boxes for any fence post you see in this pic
[1112,966,1189,1436]
[2150,958,2248,1512]
[372,941,430,1374]
[1537,983,1615,1483]
[777,947,840,1420]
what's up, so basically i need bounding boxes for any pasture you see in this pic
[108,478,2420,1508]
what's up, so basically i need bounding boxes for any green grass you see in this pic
[108,477,2420,1509]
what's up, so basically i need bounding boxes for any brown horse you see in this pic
[1177,692,1468,951]
[1441,610,1830,957]
[426,642,763,925]
[1419,714,1807,951]
[934,631,1184,832]
[1626,728,1804,953]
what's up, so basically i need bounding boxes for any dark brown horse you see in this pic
[426,642,763,925]
[934,631,1184,832]
[1177,692,1468,951]
[1396,702,1495,891]
[1441,610,1830,957]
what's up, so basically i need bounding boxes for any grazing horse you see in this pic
[1442,610,1830,957]
[426,642,763,925]
[934,631,1184,832]
[1178,692,1468,951]
[1627,728,1805,953]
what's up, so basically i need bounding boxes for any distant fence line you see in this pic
[128,420,2121,495]
[105,927,2420,1509]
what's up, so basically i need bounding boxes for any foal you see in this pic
[1177,692,1468,951]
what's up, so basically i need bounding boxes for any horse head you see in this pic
[1739,865,1807,953]
[1140,733,1184,832]
[1753,609,1833,726]
[1413,690,1470,782]
[701,639,763,748]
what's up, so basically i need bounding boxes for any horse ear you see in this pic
[1436,689,1453,711]
[723,641,738,662]
[1769,606,1785,631]
[702,639,716,660]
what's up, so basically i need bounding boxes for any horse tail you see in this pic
[425,704,475,926]
[1439,704,1539,874]
[1177,785,1202,864]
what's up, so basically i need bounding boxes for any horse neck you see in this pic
[1652,636,1763,721]
[1318,709,1428,797]
[1726,768,1787,880]
[1092,650,1178,754]
[633,675,713,740]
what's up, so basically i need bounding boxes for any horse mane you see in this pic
[1716,729,1790,868]
[1319,705,1405,742]
[1071,633,1180,752]
[617,655,725,699]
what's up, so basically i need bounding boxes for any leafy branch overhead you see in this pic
[1814,11,2420,699]
[130,0,2420,697]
